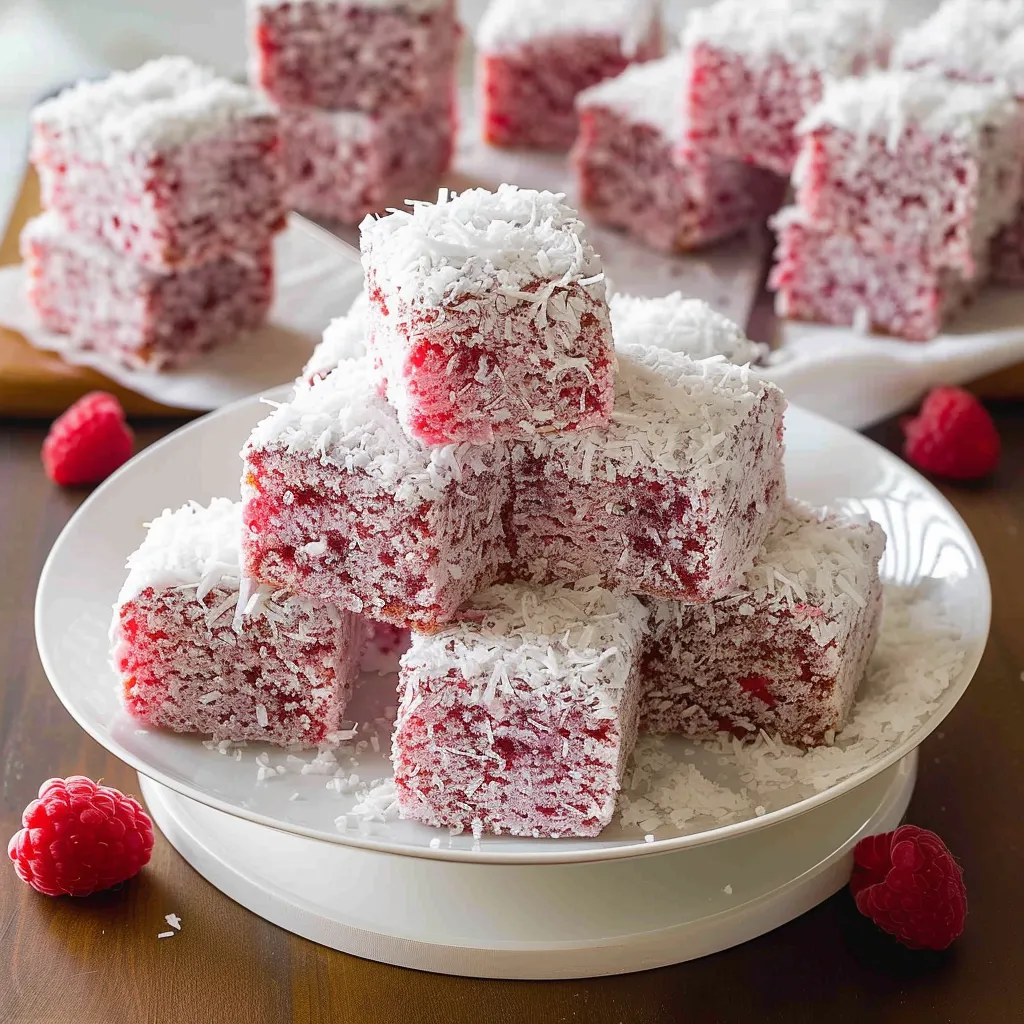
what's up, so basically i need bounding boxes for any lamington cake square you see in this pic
[794,71,1024,280]
[31,57,286,271]
[242,358,512,631]
[770,207,985,341]
[681,0,888,175]
[392,580,649,838]
[279,90,455,225]
[573,55,785,253]
[112,499,364,747]
[893,0,1024,284]
[360,185,616,445]
[510,342,787,603]
[302,293,370,385]
[643,502,886,748]
[21,212,274,370]
[250,0,460,113]
[477,0,663,151]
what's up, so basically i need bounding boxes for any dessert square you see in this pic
[795,71,1023,281]
[21,212,274,370]
[770,207,983,341]
[510,342,787,603]
[392,580,649,838]
[302,293,369,385]
[610,292,768,365]
[112,499,364,748]
[279,89,455,225]
[242,358,512,631]
[361,185,616,445]
[894,0,1024,285]
[643,502,886,748]
[573,55,785,253]
[31,57,286,272]
[682,0,888,175]
[250,0,460,113]
[477,0,662,150]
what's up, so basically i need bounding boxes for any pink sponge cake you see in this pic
[250,0,459,113]
[112,499,365,747]
[682,0,888,175]
[511,339,787,603]
[894,0,1024,284]
[360,185,615,445]
[643,502,886,748]
[22,212,274,370]
[31,57,285,271]
[392,580,649,838]
[573,55,785,253]
[477,0,662,151]
[242,358,512,631]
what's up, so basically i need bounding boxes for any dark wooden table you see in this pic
[2,408,1023,1024]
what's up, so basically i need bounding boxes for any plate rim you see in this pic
[34,388,992,866]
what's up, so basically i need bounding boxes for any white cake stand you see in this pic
[138,753,915,979]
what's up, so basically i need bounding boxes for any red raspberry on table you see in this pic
[42,391,134,487]
[8,776,154,897]
[902,387,1000,481]
[850,824,967,951]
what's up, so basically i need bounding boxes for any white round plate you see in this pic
[36,393,990,865]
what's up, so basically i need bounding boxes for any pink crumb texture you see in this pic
[31,58,286,272]
[360,185,615,446]
[572,57,785,253]
[392,581,649,838]
[112,500,364,748]
[770,209,982,341]
[680,0,888,175]
[241,361,512,632]
[643,502,886,748]
[279,90,456,225]
[251,0,460,113]
[510,342,788,604]
[21,212,274,369]
[478,29,662,151]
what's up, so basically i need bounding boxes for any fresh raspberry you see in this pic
[850,825,967,950]
[902,387,1000,481]
[42,391,134,486]
[8,776,154,897]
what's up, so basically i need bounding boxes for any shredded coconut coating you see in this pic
[683,0,888,74]
[250,0,445,9]
[893,0,1024,96]
[112,499,364,748]
[477,0,660,56]
[301,293,370,384]
[393,579,650,837]
[361,185,615,444]
[576,53,685,141]
[644,501,886,746]
[32,57,272,161]
[610,293,767,365]
[511,344,787,602]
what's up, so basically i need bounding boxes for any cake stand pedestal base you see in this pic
[139,751,916,980]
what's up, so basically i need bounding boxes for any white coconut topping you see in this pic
[576,54,686,142]
[402,579,649,713]
[610,292,767,365]
[683,0,888,74]
[114,499,318,625]
[247,357,502,504]
[800,71,1019,151]
[250,0,445,10]
[530,343,781,483]
[301,292,370,383]
[893,0,1024,97]
[32,57,271,162]
[360,185,604,308]
[476,0,659,56]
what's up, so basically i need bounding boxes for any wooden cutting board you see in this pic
[2,166,1022,419]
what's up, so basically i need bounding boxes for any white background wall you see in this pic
[0,0,939,228]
